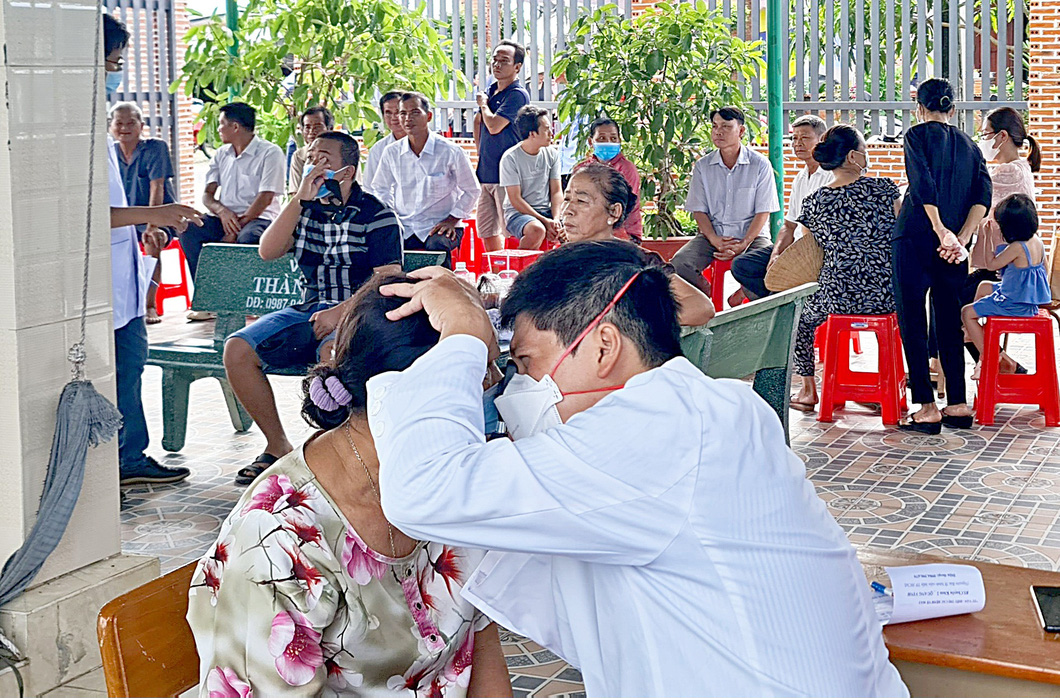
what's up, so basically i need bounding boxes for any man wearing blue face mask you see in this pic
[572,117,643,242]
[223,131,403,486]
[369,241,908,698]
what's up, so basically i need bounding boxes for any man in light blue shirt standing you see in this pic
[672,107,779,303]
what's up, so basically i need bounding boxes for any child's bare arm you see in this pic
[985,243,1020,272]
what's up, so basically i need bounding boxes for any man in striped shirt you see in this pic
[223,130,402,486]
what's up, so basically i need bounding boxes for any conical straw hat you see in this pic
[764,233,823,292]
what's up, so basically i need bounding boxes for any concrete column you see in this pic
[0,3,158,695]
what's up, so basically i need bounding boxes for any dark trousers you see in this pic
[731,244,774,300]
[893,239,969,406]
[115,317,150,472]
[403,227,465,269]
[927,268,999,360]
[180,215,270,278]
[670,234,773,294]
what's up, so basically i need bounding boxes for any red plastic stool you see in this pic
[818,313,908,425]
[454,219,485,274]
[703,258,732,312]
[975,313,1060,426]
[815,325,863,361]
[152,238,192,316]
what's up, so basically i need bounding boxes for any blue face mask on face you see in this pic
[593,142,621,161]
[105,70,123,96]
[302,163,337,200]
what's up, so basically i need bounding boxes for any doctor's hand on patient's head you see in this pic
[380,266,499,360]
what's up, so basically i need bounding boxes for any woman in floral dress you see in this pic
[187,274,512,698]
[789,124,902,411]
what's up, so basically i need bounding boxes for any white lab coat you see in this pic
[369,335,908,698]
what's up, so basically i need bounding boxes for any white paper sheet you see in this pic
[875,563,986,625]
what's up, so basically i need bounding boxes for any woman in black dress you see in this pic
[790,125,900,411]
[894,79,992,433]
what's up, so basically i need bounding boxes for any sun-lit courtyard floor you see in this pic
[96,301,1060,698]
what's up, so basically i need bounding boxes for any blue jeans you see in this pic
[115,317,150,472]
[228,303,337,371]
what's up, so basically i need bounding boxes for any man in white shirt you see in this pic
[732,114,833,299]
[181,101,286,279]
[286,106,334,197]
[499,105,562,250]
[362,91,406,193]
[104,13,203,484]
[370,242,908,698]
[371,92,479,268]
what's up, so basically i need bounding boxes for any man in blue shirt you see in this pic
[474,40,531,252]
[671,107,779,302]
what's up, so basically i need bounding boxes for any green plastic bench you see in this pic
[680,282,819,443]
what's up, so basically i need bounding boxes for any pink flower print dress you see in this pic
[187,444,489,697]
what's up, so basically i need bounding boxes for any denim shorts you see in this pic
[505,208,551,239]
[228,303,338,371]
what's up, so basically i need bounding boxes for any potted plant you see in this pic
[554,1,764,240]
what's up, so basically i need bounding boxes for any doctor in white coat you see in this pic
[371,241,908,698]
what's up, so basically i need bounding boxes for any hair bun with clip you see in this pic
[309,375,353,411]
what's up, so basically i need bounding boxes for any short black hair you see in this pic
[497,39,526,67]
[515,105,550,140]
[709,106,746,125]
[219,102,256,131]
[589,116,621,139]
[500,240,681,367]
[812,124,865,171]
[791,114,827,136]
[379,91,405,112]
[401,91,431,113]
[568,163,635,229]
[315,131,361,169]
[301,106,334,129]
[994,193,1039,243]
[103,14,129,57]
[917,78,955,114]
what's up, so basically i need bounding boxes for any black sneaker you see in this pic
[119,457,191,485]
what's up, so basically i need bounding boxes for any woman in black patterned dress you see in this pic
[790,125,902,411]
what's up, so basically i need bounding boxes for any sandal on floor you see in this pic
[897,416,942,435]
[789,399,816,413]
[235,453,279,486]
[941,413,974,429]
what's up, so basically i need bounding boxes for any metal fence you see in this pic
[405,0,1027,138]
[105,0,181,189]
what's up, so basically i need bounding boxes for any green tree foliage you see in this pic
[176,0,468,147]
[554,2,764,238]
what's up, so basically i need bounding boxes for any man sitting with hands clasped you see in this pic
[368,242,908,698]
[222,131,402,487]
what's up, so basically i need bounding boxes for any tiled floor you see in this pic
[117,308,1060,696]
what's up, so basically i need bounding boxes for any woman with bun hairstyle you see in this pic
[893,78,992,433]
[187,273,512,698]
[559,163,715,325]
[788,125,901,411]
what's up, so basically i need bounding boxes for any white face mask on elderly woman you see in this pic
[493,271,643,440]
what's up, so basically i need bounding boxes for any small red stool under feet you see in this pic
[152,238,193,317]
[975,313,1060,426]
[818,313,908,425]
[703,258,732,312]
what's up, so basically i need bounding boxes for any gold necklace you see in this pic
[344,422,399,560]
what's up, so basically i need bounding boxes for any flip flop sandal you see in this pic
[897,416,942,435]
[941,413,974,429]
[235,452,279,486]
[789,399,816,413]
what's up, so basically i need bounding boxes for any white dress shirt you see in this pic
[369,132,480,241]
[108,136,147,330]
[205,135,286,220]
[362,132,397,195]
[786,166,834,236]
[370,335,908,698]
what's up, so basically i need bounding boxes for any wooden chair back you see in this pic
[97,562,200,698]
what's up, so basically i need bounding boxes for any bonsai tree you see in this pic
[554,1,764,238]
[177,0,467,147]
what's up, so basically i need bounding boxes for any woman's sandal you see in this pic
[234,453,279,486]
[941,413,974,429]
[789,399,816,413]
[897,415,942,435]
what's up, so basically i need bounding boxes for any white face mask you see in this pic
[493,372,564,440]
[979,134,1001,162]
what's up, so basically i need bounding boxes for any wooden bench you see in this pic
[860,547,1060,697]
[148,245,445,452]
[680,282,818,442]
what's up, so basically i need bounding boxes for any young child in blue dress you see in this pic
[962,193,1052,379]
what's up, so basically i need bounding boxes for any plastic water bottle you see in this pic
[454,262,476,286]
